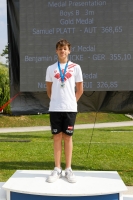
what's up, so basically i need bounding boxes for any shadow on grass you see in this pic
[0,134,51,139]
[98,129,133,132]
[0,162,133,173]
[0,161,88,170]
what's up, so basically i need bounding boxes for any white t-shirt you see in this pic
[45,61,83,112]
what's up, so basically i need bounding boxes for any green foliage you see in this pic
[1,45,8,65]
[0,63,10,113]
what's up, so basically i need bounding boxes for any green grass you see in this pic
[0,112,131,127]
[0,127,133,185]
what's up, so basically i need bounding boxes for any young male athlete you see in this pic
[45,39,83,183]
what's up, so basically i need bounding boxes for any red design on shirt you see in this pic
[64,72,72,79]
[68,63,76,69]
[54,63,76,81]
[54,73,60,79]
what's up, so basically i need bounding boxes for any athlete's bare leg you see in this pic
[53,132,62,168]
[62,133,73,169]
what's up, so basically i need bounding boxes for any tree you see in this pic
[1,45,9,65]
[0,64,10,113]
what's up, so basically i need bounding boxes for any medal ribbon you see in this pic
[58,61,68,83]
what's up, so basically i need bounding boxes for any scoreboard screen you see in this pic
[20,0,133,91]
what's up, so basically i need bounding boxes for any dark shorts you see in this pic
[50,112,77,136]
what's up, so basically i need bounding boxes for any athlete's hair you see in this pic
[56,39,71,50]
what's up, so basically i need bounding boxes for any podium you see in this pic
[3,170,127,200]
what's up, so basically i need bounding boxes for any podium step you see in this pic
[2,170,128,200]
[0,182,6,200]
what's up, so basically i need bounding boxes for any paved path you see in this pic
[0,121,133,133]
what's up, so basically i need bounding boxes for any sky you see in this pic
[0,0,7,64]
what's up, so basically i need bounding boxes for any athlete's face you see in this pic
[56,45,70,63]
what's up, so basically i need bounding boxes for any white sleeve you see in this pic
[45,66,52,82]
[75,65,83,82]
